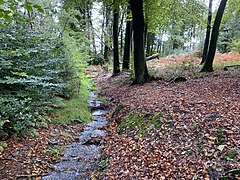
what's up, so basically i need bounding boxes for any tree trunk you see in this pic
[201,0,213,64]
[129,0,149,84]
[119,9,125,60]
[87,7,97,54]
[103,6,110,63]
[122,6,132,70]
[100,6,105,54]
[146,32,155,56]
[201,0,228,72]
[113,8,120,75]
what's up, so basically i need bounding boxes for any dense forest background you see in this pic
[0,0,239,159]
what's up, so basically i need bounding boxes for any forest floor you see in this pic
[0,122,84,179]
[0,52,239,179]
[90,52,240,179]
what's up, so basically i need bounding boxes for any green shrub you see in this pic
[0,0,91,137]
[0,97,37,136]
[231,40,240,52]
[0,22,88,136]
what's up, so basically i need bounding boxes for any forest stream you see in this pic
[43,92,107,179]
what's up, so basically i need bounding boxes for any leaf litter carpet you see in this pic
[94,69,239,179]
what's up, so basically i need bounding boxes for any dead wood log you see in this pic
[145,53,160,61]
[223,64,240,70]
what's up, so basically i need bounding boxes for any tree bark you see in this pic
[119,8,125,60]
[201,0,228,72]
[100,6,105,54]
[201,0,213,64]
[146,32,155,56]
[87,7,97,54]
[103,6,110,63]
[122,6,132,70]
[129,0,149,84]
[113,8,120,75]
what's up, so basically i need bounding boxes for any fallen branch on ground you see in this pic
[146,53,160,61]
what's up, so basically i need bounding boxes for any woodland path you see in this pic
[43,92,108,179]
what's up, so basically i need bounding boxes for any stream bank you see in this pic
[43,92,107,179]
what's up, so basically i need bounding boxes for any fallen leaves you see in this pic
[0,124,83,179]
[95,67,240,179]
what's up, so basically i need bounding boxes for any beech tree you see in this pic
[122,6,132,70]
[129,0,149,84]
[103,5,111,63]
[201,0,228,72]
[113,7,120,75]
[201,0,213,65]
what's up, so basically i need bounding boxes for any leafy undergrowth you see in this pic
[0,77,92,179]
[94,68,240,179]
[0,124,83,179]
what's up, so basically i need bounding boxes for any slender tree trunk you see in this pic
[201,0,228,72]
[146,32,155,56]
[120,27,124,59]
[113,8,120,75]
[118,8,125,60]
[122,6,132,70]
[130,0,149,84]
[87,8,97,54]
[150,44,154,54]
[103,7,110,63]
[145,25,150,56]
[100,7,105,54]
[201,0,213,64]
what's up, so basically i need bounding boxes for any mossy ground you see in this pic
[51,77,93,124]
[118,111,166,136]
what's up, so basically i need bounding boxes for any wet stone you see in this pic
[43,171,79,180]
[92,109,108,116]
[87,100,103,109]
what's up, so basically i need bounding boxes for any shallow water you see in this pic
[43,92,107,180]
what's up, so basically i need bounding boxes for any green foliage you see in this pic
[0,141,7,151]
[0,97,37,136]
[0,23,61,135]
[0,0,44,26]
[99,156,108,170]
[231,40,240,52]
[180,57,196,70]
[43,145,63,161]
[213,59,240,70]
[218,0,240,53]
[0,1,91,137]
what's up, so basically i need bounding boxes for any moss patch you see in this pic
[51,77,93,124]
[118,111,164,135]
